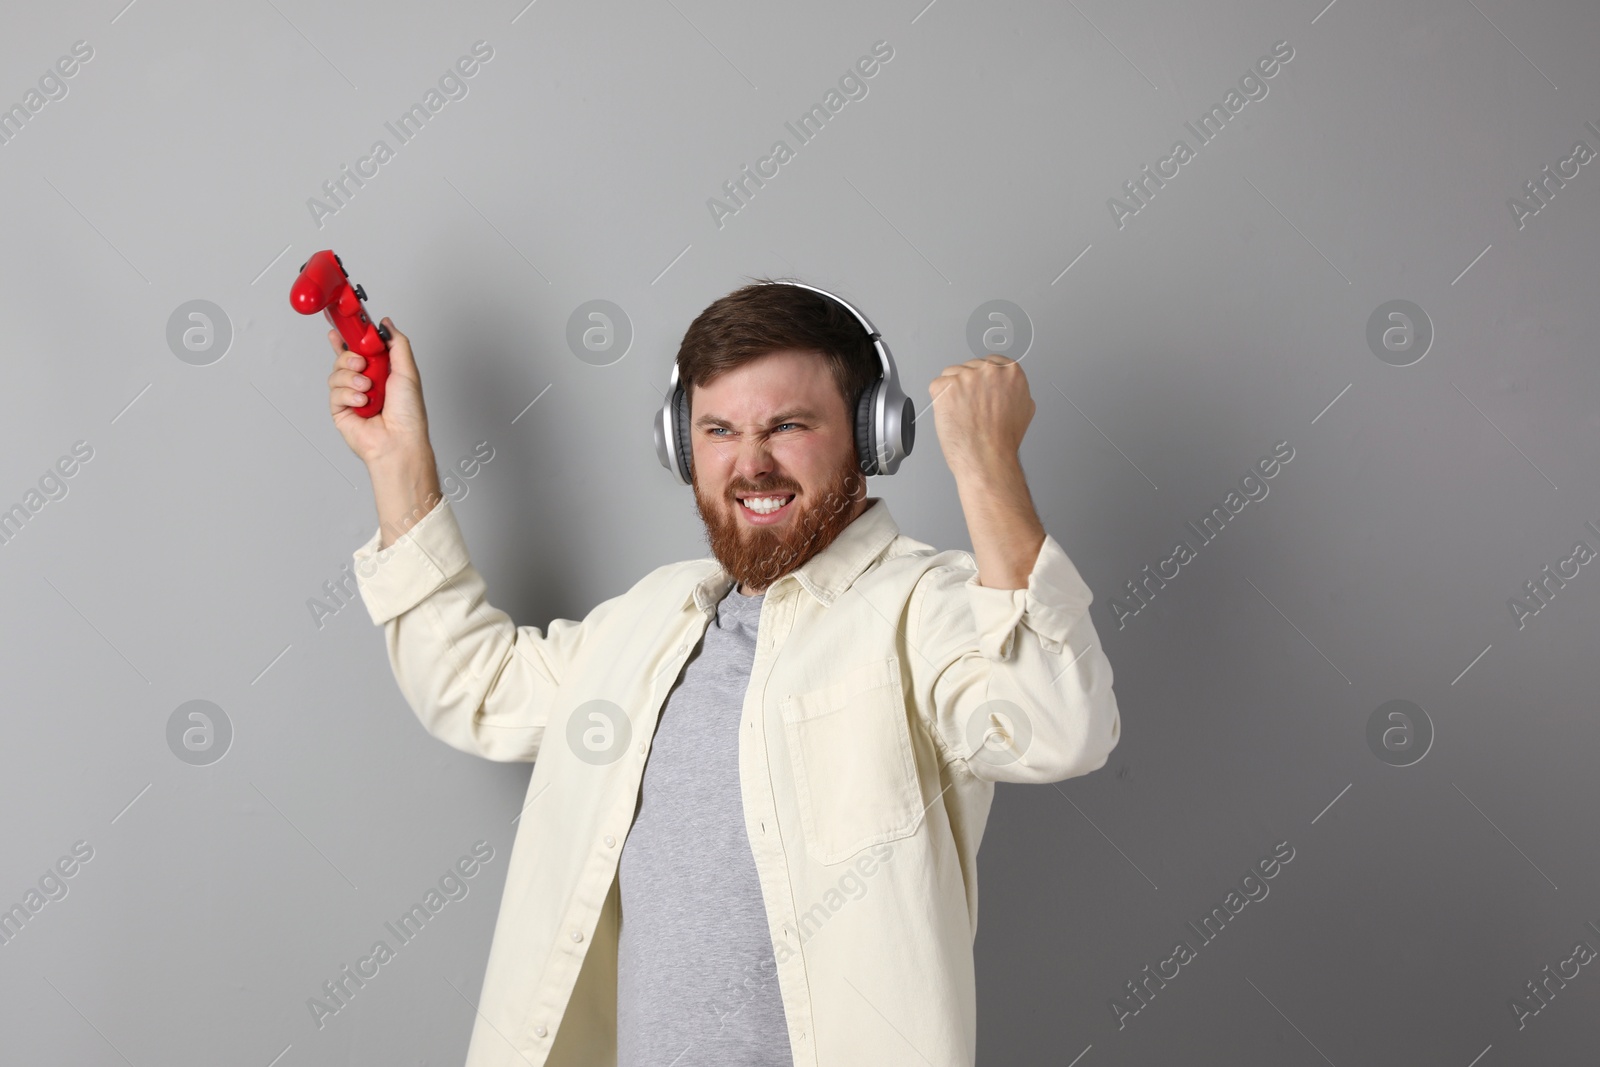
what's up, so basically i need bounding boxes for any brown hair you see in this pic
[674,277,880,422]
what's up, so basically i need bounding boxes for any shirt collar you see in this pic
[686,496,901,614]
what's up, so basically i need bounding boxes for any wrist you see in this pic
[367,442,436,477]
[369,450,443,549]
[950,451,1025,487]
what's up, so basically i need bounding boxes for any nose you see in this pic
[730,438,777,485]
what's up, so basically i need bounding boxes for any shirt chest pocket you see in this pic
[780,656,924,866]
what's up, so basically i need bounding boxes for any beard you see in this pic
[693,454,870,594]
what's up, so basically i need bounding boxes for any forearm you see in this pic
[951,455,1046,590]
[350,483,555,764]
[369,447,444,549]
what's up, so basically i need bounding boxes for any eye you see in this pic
[708,424,799,436]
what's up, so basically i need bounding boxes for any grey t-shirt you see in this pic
[616,585,793,1066]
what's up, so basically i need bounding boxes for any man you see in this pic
[328,280,1120,1067]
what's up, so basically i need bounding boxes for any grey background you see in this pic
[2,0,1596,1063]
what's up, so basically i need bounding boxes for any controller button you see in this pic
[354,284,367,301]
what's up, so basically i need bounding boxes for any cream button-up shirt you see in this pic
[351,493,1120,1067]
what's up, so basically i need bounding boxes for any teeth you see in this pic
[740,494,793,514]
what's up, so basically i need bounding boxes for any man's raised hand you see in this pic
[327,317,432,467]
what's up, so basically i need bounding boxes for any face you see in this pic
[689,349,872,595]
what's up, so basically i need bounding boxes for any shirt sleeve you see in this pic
[351,497,595,763]
[906,533,1121,784]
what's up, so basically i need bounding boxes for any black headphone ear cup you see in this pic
[854,383,879,476]
[673,386,693,483]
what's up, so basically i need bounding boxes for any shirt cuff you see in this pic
[963,534,1095,661]
[351,497,472,626]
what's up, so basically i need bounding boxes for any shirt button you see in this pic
[570,929,583,943]
[534,1024,547,1038]
[638,741,646,754]
[603,834,616,848]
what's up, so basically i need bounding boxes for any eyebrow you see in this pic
[693,409,823,430]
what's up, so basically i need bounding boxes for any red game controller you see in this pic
[290,249,391,418]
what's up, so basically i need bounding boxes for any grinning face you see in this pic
[689,349,872,596]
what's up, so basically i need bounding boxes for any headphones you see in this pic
[653,281,915,486]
